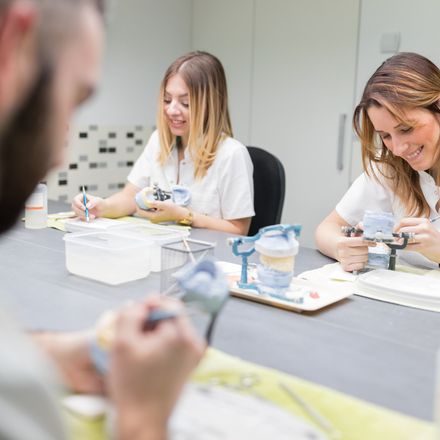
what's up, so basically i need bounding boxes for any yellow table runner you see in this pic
[62,348,438,440]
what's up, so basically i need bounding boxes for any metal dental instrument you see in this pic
[279,381,343,439]
[341,226,415,271]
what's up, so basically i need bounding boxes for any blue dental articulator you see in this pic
[341,211,415,271]
[227,224,303,302]
[134,182,191,210]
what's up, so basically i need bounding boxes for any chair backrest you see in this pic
[246,146,286,237]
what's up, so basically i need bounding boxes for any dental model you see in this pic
[363,211,394,269]
[227,224,303,302]
[90,257,228,373]
[175,257,229,314]
[134,183,191,210]
[342,211,415,271]
[363,210,394,241]
[254,229,300,301]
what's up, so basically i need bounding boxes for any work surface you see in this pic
[1,201,439,422]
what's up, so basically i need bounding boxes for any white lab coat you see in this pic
[127,131,255,220]
[336,167,440,270]
[0,309,66,440]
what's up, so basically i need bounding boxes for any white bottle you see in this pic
[25,183,47,229]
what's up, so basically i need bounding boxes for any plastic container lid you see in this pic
[357,269,440,308]
[108,222,189,244]
[65,217,124,233]
[63,229,153,249]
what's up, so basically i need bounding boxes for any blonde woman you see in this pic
[72,51,254,235]
[316,52,440,271]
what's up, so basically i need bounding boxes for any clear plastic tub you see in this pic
[108,223,190,272]
[63,231,153,285]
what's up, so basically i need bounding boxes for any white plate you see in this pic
[217,261,353,312]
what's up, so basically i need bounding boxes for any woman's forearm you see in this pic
[102,184,138,218]
[192,213,251,235]
[315,210,351,261]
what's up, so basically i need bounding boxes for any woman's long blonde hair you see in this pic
[156,51,233,181]
[353,52,440,217]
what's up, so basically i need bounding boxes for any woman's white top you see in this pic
[127,131,255,220]
[336,168,440,270]
[0,309,66,440]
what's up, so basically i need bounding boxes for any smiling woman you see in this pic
[315,52,440,271]
[71,51,255,235]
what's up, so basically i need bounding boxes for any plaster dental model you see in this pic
[175,257,229,314]
[254,229,300,301]
[227,224,303,302]
[342,211,416,271]
[134,183,191,210]
[363,211,394,269]
[363,210,394,240]
[366,244,391,269]
[90,257,228,373]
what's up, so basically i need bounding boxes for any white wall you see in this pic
[192,0,360,247]
[350,0,440,182]
[74,1,440,247]
[74,0,192,126]
[191,0,255,146]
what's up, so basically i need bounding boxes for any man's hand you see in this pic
[109,296,206,440]
[32,330,104,394]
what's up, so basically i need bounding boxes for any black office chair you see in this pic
[246,146,286,237]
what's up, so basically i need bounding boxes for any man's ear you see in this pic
[0,1,37,119]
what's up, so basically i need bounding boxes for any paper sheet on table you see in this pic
[61,348,437,440]
[297,262,440,311]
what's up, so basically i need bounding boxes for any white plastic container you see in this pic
[356,269,440,310]
[63,231,153,285]
[25,183,47,229]
[109,223,190,272]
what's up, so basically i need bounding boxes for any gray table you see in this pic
[1,200,439,421]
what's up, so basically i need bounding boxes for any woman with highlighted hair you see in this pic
[72,51,255,235]
[316,52,440,271]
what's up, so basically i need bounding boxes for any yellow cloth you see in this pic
[61,348,437,440]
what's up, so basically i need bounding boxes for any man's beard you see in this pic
[0,65,54,234]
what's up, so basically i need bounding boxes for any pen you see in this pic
[82,186,89,223]
[430,215,440,223]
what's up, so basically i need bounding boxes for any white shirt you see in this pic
[0,309,66,440]
[336,168,440,270]
[127,131,255,220]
